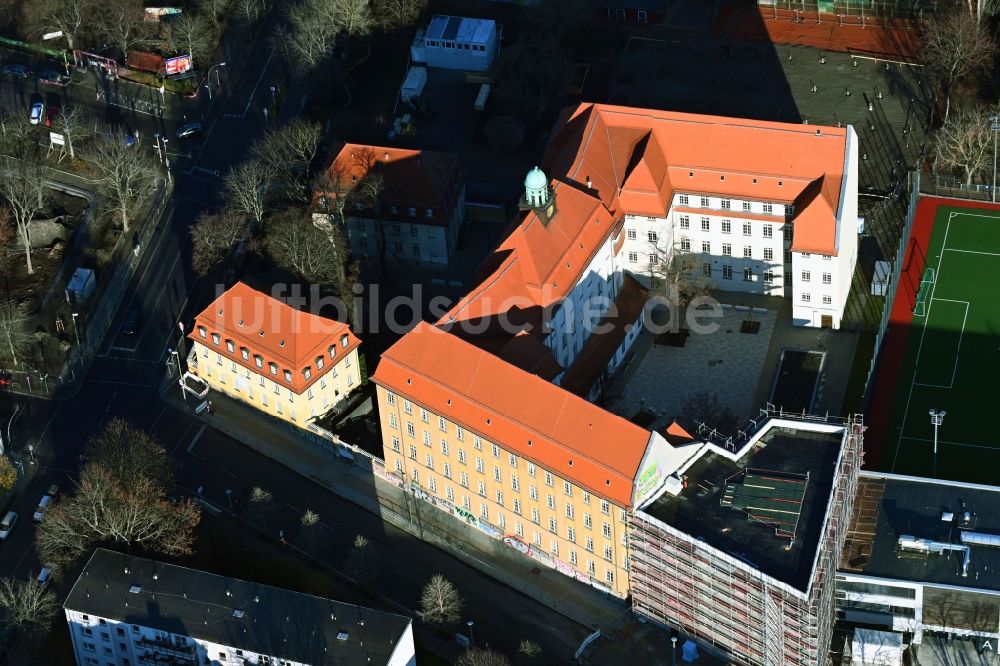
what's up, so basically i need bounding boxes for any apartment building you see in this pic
[372,321,685,598]
[187,282,362,428]
[838,472,1000,649]
[64,548,415,666]
[631,417,864,666]
[315,143,465,267]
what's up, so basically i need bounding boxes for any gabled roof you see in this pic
[190,282,360,394]
[323,143,461,224]
[372,322,652,506]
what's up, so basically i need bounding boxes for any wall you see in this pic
[375,383,633,598]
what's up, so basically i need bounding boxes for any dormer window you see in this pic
[340,333,349,348]
[390,204,399,214]
[284,370,293,382]
[240,347,249,360]
[211,333,220,345]
[408,207,417,217]
[254,354,263,368]
[225,340,235,353]
[269,362,277,375]
[328,344,336,359]
[303,367,312,380]
[316,356,324,369]
[425,208,434,218]
[198,326,207,338]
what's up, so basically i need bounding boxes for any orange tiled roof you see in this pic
[545,103,848,255]
[190,282,361,394]
[322,143,461,225]
[372,322,652,507]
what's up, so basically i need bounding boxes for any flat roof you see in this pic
[641,425,844,591]
[844,473,1000,592]
[64,549,412,664]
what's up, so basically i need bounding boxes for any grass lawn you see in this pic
[882,206,1000,482]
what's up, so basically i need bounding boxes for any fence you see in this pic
[860,169,920,410]
[757,0,933,20]
[921,174,997,202]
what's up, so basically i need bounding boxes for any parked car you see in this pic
[176,122,202,139]
[38,69,68,85]
[28,102,43,125]
[36,564,56,587]
[121,307,140,336]
[33,485,58,522]
[1,64,31,78]
[0,511,17,539]
[44,105,58,128]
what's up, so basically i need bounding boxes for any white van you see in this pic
[0,511,17,539]
[33,495,53,522]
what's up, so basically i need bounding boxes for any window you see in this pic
[701,241,711,253]
[446,486,455,501]
[460,472,469,488]
[508,453,517,468]
[443,462,452,479]
[567,526,576,542]
[721,199,731,210]
[699,196,709,207]
[763,203,773,214]
[411,243,419,255]
[601,500,610,515]
[406,422,415,437]
[764,270,775,283]
[481,505,488,520]
[570,550,578,565]
[680,237,690,251]
[389,414,398,428]
[530,485,538,500]
[475,457,484,473]
[566,504,575,519]
[822,295,832,305]
[492,444,501,459]
[548,517,557,533]
[198,326,206,338]
[604,544,613,561]
[254,354,263,368]
[527,462,536,477]
[679,215,690,229]
[740,222,750,236]
[802,253,811,258]
[393,241,403,253]
[402,399,412,414]
[721,220,731,234]
[438,416,447,432]
[648,254,656,266]
[743,267,754,281]
[763,223,773,238]
[463,495,472,509]
[211,333,220,345]
[722,265,733,280]
[422,431,431,445]
[802,292,811,303]
[458,449,467,464]
[702,263,711,277]
[420,408,428,423]
[391,436,401,452]
[408,445,417,460]
[478,481,486,496]
[494,466,502,482]
[547,494,555,509]
[513,499,522,514]
[822,272,832,284]
[647,231,657,243]
[407,207,417,217]
[742,201,751,211]
[763,247,773,261]
[626,228,636,240]
[585,537,594,552]
[531,508,540,524]
[563,480,573,496]
[628,252,637,264]
[679,194,689,205]
[743,246,752,258]
[606,570,615,584]
[511,475,520,491]
[82,628,94,637]
[700,217,710,232]
[455,426,464,441]
[268,362,278,376]
[801,270,811,282]
[545,471,554,486]
[784,249,793,263]
[602,522,612,538]
[441,440,449,455]
[784,226,793,241]
[823,254,832,261]
[496,489,504,505]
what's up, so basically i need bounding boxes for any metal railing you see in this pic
[921,173,997,202]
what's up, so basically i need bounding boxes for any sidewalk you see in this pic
[159,376,633,636]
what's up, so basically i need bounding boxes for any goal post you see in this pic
[913,267,935,317]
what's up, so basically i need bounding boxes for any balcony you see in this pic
[136,636,196,663]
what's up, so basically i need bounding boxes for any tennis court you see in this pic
[885,206,1000,482]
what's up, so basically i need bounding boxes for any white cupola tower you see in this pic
[520,166,557,225]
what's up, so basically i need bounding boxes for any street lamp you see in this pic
[467,620,474,648]
[209,62,227,89]
[671,637,678,665]
[990,116,1000,203]
[929,409,946,477]
[71,312,81,343]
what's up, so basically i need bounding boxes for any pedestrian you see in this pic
[197,485,203,495]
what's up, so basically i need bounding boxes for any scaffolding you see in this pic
[630,416,865,666]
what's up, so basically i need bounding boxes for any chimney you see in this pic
[384,152,389,161]
[586,177,592,189]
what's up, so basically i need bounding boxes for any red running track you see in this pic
[865,196,1000,469]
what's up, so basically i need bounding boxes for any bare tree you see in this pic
[266,207,343,285]
[168,13,216,67]
[99,0,146,59]
[22,0,95,50]
[0,206,15,279]
[0,576,57,629]
[86,418,175,488]
[91,130,159,233]
[197,0,233,33]
[680,391,739,437]
[0,303,31,368]
[0,456,16,491]
[224,160,269,227]
[518,640,542,659]
[280,0,374,72]
[648,242,714,307]
[55,106,92,160]
[344,533,379,587]
[371,0,425,31]
[251,119,323,197]
[235,0,266,24]
[933,107,996,184]
[419,574,463,626]
[0,162,48,275]
[456,649,511,666]
[493,34,572,122]
[923,10,997,121]
[300,508,320,526]
[190,209,245,276]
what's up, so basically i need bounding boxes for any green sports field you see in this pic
[885,206,1000,483]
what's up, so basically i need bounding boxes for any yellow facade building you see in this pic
[373,323,678,599]
[187,282,362,428]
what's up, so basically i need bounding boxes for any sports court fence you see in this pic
[861,169,920,410]
[756,0,934,21]
[921,174,998,202]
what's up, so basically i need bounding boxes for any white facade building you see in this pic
[64,549,415,666]
[411,15,498,72]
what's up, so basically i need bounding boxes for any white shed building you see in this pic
[411,15,498,72]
